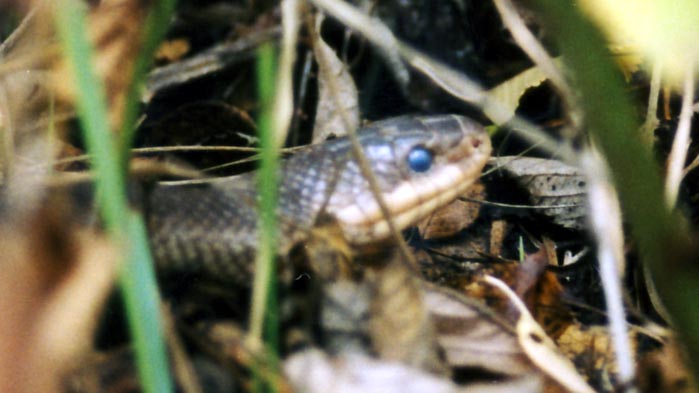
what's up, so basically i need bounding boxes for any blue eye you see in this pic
[407,146,433,172]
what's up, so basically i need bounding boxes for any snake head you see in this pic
[324,115,491,244]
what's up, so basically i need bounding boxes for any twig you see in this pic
[483,275,595,393]
[144,27,280,101]
[641,62,662,145]
[683,152,699,178]
[665,69,694,207]
[289,50,314,145]
[580,148,637,391]
[271,0,301,149]
[161,305,203,393]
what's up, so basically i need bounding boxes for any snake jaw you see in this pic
[333,121,491,244]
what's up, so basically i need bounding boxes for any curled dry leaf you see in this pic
[484,276,595,393]
[311,14,360,143]
[491,156,587,229]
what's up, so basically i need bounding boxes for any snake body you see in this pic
[146,115,491,285]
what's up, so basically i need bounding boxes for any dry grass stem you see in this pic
[581,148,636,389]
[641,62,662,145]
[664,69,695,207]
[272,0,301,149]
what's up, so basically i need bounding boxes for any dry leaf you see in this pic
[484,276,594,393]
[485,61,558,123]
[311,14,359,143]
[491,156,587,229]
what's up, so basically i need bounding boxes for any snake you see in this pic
[146,115,491,286]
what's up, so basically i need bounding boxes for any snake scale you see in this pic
[146,115,491,285]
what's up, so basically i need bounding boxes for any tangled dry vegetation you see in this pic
[0,0,698,392]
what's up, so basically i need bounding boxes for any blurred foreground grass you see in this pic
[54,0,175,391]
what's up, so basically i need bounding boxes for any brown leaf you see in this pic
[514,248,572,338]
[484,276,594,393]
[311,14,359,143]
[491,156,587,229]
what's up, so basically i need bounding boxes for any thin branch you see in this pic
[581,149,637,390]
[641,62,662,145]
[665,69,694,207]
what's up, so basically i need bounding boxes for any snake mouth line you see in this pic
[335,133,491,244]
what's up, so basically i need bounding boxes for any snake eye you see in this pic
[407,146,433,172]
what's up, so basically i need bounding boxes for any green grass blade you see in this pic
[54,1,173,392]
[118,0,176,167]
[249,42,280,393]
[122,212,174,392]
[535,0,699,371]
